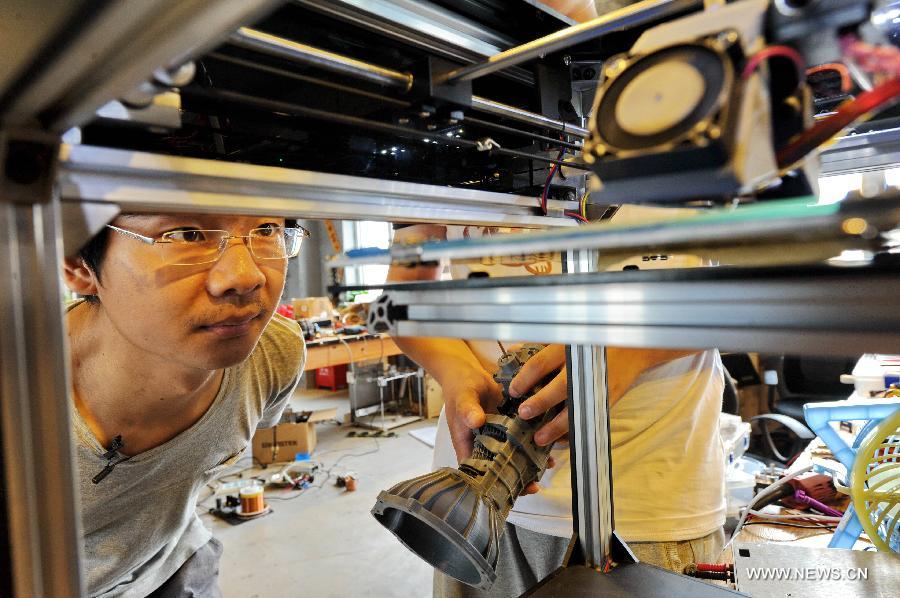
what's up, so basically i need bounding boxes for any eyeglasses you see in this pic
[105,223,310,266]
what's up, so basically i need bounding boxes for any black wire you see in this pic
[196,437,384,512]
[266,488,314,501]
[314,437,382,460]
[541,144,567,214]
[257,439,383,503]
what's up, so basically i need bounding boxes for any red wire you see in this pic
[777,77,900,168]
[741,45,805,82]
[806,63,853,93]
[696,563,731,573]
[565,211,588,223]
[541,162,559,215]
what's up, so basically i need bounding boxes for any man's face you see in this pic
[89,213,288,370]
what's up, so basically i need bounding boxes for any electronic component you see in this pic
[584,0,813,203]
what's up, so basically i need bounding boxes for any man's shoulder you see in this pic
[263,312,303,342]
[250,313,306,378]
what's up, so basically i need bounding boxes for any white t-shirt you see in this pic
[431,212,726,540]
[432,350,725,540]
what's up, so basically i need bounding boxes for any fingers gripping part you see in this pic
[371,344,563,589]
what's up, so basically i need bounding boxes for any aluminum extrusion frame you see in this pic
[57,145,578,228]
[0,130,83,597]
[369,263,900,356]
[0,0,283,132]
[564,250,613,569]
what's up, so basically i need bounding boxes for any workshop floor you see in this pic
[205,388,436,598]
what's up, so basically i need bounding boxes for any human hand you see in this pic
[440,365,504,463]
[442,349,564,496]
[509,344,568,447]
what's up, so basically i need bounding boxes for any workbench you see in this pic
[303,333,402,372]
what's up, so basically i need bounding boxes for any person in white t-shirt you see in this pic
[386,214,726,598]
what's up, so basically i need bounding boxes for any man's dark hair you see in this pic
[76,218,299,304]
[77,228,110,304]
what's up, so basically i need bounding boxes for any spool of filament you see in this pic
[239,484,265,516]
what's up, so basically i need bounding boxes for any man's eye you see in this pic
[166,229,208,243]
[255,223,281,237]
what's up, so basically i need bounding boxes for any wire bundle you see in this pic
[684,563,734,583]
[725,465,814,550]
[540,142,589,223]
[841,35,900,80]
[777,77,900,168]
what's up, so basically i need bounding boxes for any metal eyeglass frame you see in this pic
[105,223,310,265]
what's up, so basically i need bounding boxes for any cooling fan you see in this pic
[582,0,806,203]
[588,35,736,159]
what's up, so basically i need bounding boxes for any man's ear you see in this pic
[63,256,99,297]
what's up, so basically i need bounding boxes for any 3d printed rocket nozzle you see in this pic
[371,344,562,590]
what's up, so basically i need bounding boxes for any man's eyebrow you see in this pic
[118,214,169,223]
[119,214,194,225]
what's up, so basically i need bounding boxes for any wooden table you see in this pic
[303,333,402,371]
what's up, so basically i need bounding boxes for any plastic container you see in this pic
[316,364,348,391]
[840,354,900,397]
[726,466,756,518]
[719,413,751,468]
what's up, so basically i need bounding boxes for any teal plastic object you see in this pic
[803,399,900,550]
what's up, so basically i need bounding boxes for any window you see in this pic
[817,173,862,205]
[341,220,393,302]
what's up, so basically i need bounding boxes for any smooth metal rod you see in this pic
[436,0,700,85]
[470,96,588,138]
[229,27,414,92]
[230,28,587,137]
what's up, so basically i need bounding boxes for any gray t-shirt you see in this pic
[70,308,305,597]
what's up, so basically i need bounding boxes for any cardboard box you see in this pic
[252,407,337,465]
[424,374,444,419]
[291,297,335,321]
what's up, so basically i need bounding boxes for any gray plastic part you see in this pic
[372,344,561,589]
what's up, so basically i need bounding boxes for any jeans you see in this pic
[433,524,726,598]
[148,537,223,598]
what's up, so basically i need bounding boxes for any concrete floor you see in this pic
[203,388,436,598]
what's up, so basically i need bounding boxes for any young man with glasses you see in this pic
[63,213,309,597]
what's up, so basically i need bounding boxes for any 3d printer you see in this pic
[2,1,900,596]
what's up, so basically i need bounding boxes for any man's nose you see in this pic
[206,239,266,297]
